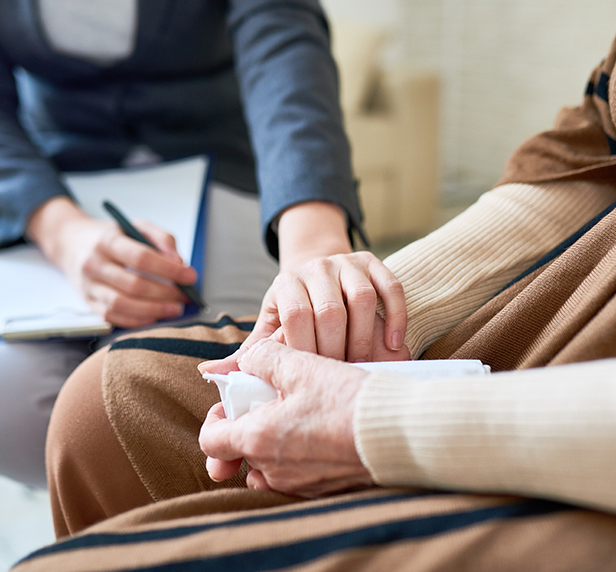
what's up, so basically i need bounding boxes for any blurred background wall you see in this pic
[321,0,616,243]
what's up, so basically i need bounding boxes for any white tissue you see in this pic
[203,359,489,420]
[204,372,278,420]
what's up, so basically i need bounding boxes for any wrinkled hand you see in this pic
[199,339,374,497]
[53,212,198,328]
[209,251,408,373]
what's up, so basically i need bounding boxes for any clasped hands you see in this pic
[199,251,410,498]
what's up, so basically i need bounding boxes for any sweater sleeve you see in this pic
[225,0,363,258]
[0,48,71,247]
[383,181,616,358]
[353,358,616,514]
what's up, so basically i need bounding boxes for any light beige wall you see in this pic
[321,0,616,204]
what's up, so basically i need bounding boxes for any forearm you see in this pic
[385,181,616,357]
[354,358,616,513]
[277,201,352,270]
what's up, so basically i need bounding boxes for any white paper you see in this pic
[0,156,208,341]
[203,359,490,420]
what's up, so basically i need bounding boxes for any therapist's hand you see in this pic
[27,196,197,328]
[199,339,374,498]
[209,202,408,369]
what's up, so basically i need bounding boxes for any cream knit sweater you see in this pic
[356,181,616,514]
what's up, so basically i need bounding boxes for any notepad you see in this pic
[0,156,209,341]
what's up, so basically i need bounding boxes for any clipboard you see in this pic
[0,155,210,342]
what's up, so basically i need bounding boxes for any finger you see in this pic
[273,275,318,354]
[246,469,272,492]
[370,315,411,362]
[84,253,186,302]
[301,260,347,360]
[202,402,227,426]
[238,338,321,394]
[202,405,244,482]
[197,309,281,377]
[134,220,182,261]
[198,352,241,375]
[86,281,184,326]
[339,264,377,363]
[272,327,285,344]
[367,258,408,352]
[199,408,246,462]
[101,231,197,286]
[206,455,243,483]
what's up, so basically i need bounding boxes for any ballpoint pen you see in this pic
[102,200,208,312]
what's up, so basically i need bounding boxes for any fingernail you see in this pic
[208,472,223,483]
[391,330,403,351]
[197,361,211,374]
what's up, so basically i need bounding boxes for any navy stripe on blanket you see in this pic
[596,72,610,102]
[168,315,255,332]
[110,338,242,360]
[22,491,435,558]
[20,497,572,571]
[495,199,616,297]
[108,315,254,359]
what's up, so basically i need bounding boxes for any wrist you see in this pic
[277,201,352,270]
[26,195,89,264]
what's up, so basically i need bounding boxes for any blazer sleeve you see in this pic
[226,0,365,257]
[0,48,71,247]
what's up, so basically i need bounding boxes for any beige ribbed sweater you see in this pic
[357,181,616,513]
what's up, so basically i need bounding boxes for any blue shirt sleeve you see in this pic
[226,0,366,257]
[0,48,71,247]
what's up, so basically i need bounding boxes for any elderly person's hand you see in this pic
[198,339,376,498]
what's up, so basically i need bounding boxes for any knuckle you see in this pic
[313,300,345,323]
[386,277,404,294]
[346,284,377,306]
[81,255,98,276]
[279,302,312,325]
[310,257,334,272]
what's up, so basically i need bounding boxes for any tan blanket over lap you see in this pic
[102,316,255,501]
[423,205,616,369]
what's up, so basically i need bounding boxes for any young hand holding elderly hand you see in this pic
[199,317,410,497]
[198,202,409,496]
[207,202,408,373]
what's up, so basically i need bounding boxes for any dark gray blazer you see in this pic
[0,0,363,256]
